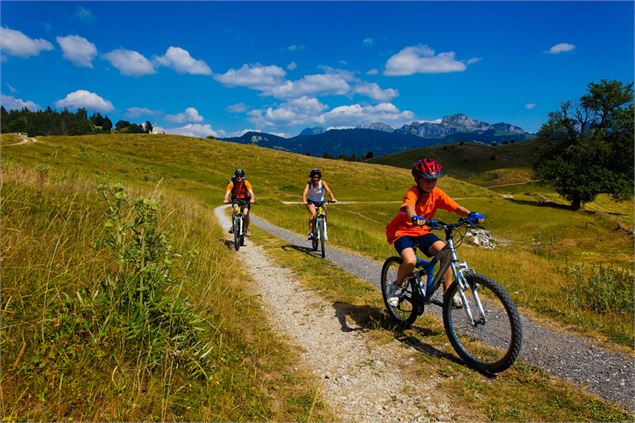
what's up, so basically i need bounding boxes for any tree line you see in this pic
[0,106,152,136]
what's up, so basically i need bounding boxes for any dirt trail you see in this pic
[215,206,465,422]
[247,213,635,413]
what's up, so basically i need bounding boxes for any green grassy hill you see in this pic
[367,138,549,186]
[2,133,633,420]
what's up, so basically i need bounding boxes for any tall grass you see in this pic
[2,133,632,346]
[0,165,329,421]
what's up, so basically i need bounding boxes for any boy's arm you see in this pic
[455,205,471,218]
[223,183,232,203]
[248,189,255,203]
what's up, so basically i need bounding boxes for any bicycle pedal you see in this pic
[430,299,444,307]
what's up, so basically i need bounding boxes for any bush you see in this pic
[564,264,634,315]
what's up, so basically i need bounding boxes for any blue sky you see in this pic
[1,1,633,138]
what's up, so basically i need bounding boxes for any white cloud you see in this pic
[155,46,212,75]
[165,107,204,124]
[466,57,482,65]
[363,38,374,46]
[249,96,328,128]
[286,44,305,52]
[0,93,41,111]
[287,61,297,71]
[0,27,54,58]
[103,49,155,76]
[55,89,113,112]
[353,82,398,101]
[6,83,17,93]
[266,73,351,99]
[366,68,379,75]
[126,107,163,118]
[323,102,414,127]
[525,103,537,110]
[384,44,467,76]
[226,103,248,113]
[249,98,414,131]
[547,43,575,54]
[214,63,286,89]
[56,35,97,68]
[74,6,96,23]
[165,123,225,138]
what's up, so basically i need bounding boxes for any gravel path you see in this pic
[215,206,466,422]
[249,213,635,413]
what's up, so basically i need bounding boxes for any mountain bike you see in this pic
[231,201,248,251]
[380,217,522,373]
[309,200,334,258]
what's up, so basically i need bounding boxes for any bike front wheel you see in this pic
[380,256,421,329]
[317,218,326,258]
[233,216,241,251]
[443,272,522,373]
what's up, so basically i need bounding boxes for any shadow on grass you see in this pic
[281,244,322,258]
[221,238,241,251]
[332,301,476,370]
[506,197,573,210]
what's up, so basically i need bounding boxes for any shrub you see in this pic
[564,264,634,315]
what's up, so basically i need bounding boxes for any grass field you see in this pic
[1,132,633,418]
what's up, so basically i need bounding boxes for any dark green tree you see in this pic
[102,116,113,132]
[144,121,153,133]
[115,120,131,131]
[535,80,634,210]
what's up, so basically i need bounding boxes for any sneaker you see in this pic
[307,232,314,240]
[245,229,251,237]
[387,282,404,307]
[452,293,463,308]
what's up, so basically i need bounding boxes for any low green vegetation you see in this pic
[1,165,330,421]
[1,131,632,418]
[254,226,632,422]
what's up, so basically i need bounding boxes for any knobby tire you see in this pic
[380,256,421,329]
[443,272,522,373]
[318,218,326,258]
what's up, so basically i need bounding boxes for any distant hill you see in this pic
[368,137,550,186]
[220,113,534,157]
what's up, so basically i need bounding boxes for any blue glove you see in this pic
[411,215,425,225]
[467,212,485,223]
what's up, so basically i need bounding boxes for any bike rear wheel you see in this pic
[380,256,421,329]
[443,272,522,373]
[318,218,326,258]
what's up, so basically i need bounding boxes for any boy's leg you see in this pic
[243,205,251,234]
[396,247,417,286]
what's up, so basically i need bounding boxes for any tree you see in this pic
[103,117,113,132]
[534,80,634,210]
[144,121,153,134]
[115,120,131,131]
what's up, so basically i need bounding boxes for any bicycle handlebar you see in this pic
[412,216,483,231]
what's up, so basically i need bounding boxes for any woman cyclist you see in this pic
[302,168,337,239]
[385,158,484,307]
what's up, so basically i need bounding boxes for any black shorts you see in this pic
[231,198,251,210]
[394,233,442,257]
[307,199,326,207]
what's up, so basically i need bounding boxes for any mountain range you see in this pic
[219,114,534,157]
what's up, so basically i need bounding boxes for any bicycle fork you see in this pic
[448,242,487,327]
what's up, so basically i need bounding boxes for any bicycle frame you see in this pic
[410,228,486,326]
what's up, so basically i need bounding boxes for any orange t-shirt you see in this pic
[385,186,459,244]
[226,180,253,199]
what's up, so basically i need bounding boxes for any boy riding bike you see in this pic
[385,158,484,307]
[223,168,255,236]
[302,168,337,239]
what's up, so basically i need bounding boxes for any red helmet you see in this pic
[411,158,444,179]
